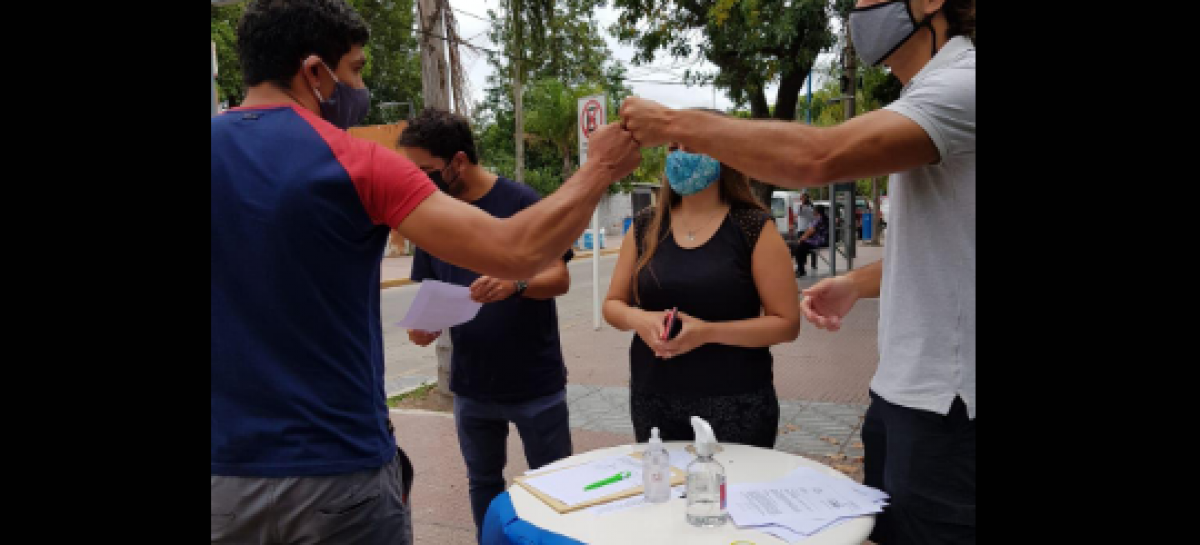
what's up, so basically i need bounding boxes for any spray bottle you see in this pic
[642,427,671,503]
[686,416,727,527]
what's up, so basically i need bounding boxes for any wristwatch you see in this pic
[514,280,529,298]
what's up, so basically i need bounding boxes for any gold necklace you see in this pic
[678,206,727,242]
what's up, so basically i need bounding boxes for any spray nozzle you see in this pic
[691,416,718,456]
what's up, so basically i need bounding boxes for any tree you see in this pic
[610,0,838,205]
[209,0,421,124]
[211,3,247,108]
[473,0,640,197]
[346,0,423,125]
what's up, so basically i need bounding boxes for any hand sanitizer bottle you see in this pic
[686,417,727,527]
[643,427,671,504]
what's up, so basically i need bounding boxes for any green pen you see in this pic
[584,471,632,491]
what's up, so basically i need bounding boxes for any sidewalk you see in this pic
[390,237,887,545]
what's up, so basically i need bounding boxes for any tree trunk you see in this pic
[747,84,774,207]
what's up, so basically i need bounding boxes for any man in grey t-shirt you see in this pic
[617,1,975,542]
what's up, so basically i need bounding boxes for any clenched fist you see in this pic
[586,122,643,182]
[619,97,675,149]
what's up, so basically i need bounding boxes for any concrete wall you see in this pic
[594,192,633,244]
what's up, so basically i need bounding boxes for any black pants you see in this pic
[793,241,825,272]
[863,391,977,545]
[631,387,780,449]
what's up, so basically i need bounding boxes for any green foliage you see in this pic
[211,3,247,108]
[209,0,420,123]
[344,0,424,124]
[473,0,641,197]
[609,0,835,121]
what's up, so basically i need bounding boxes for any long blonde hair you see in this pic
[633,112,767,305]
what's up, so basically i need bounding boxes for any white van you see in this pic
[771,190,806,241]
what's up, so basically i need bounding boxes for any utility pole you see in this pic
[511,0,526,184]
[418,0,450,111]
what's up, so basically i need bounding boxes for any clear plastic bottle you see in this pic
[642,427,671,504]
[686,417,728,527]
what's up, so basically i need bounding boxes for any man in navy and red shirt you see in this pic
[211,2,641,543]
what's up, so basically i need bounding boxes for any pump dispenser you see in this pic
[686,417,728,527]
[642,427,671,503]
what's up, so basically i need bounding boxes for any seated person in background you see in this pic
[793,205,829,277]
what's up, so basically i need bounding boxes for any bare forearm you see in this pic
[846,260,884,299]
[603,300,644,332]
[665,109,939,191]
[522,263,571,300]
[497,162,613,278]
[705,315,801,349]
[665,110,833,189]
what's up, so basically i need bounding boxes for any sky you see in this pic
[446,0,840,114]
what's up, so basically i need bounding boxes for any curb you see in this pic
[381,278,415,290]
[380,248,622,290]
[573,247,623,260]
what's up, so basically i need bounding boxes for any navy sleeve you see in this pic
[411,247,434,282]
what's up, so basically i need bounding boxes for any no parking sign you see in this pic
[577,95,607,165]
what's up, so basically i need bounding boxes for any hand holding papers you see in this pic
[396,280,484,332]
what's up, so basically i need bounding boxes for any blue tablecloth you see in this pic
[481,492,586,545]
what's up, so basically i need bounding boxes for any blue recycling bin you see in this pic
[581,229,606,251]
[862,212,873,240]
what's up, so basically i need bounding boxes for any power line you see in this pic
[451,7,492,23]
[415,28,497,54]
[625,79,702,86]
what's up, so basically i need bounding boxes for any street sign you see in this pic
[577,95,606,166]
[577,94,607,331]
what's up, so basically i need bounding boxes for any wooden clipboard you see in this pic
[513,452,686,514]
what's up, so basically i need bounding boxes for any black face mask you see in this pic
[427,159,463,196]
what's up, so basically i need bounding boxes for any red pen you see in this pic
[661,307,678,341]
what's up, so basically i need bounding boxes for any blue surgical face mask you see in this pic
[848,0,939,67]
[312,61,371,130]
[665,151,721,196]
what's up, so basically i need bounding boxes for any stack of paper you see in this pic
[727,467,888,544]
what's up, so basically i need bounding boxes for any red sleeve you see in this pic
[300,108,438,229]
[358,141,438,229]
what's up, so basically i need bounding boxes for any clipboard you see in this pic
[513,453,687,514]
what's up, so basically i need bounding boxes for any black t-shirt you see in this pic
[411,177,573,403]
[631,204,775,397]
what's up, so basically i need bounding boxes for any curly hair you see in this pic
[237,0,370,90]
[398,108,480,165]
[943,0,976,43]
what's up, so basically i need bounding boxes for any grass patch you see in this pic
[387,383,437,408]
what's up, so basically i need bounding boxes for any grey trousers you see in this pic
[211,451,413,545]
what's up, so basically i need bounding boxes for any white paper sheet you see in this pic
[582,485,686,516]
[395,280,484,332]
[727,470,885,531]
[521,455,645,507]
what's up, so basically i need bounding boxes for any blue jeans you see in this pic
[455,389,573,536]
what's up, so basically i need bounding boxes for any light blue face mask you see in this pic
[666,151,722,196]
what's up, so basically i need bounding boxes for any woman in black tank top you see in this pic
[603,137,802,449]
